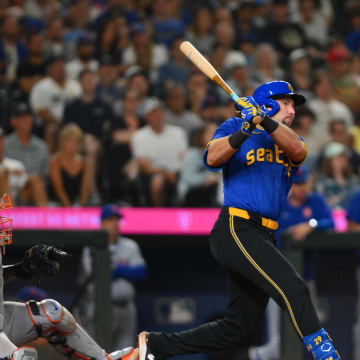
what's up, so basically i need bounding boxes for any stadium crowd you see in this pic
[0,0,359,213]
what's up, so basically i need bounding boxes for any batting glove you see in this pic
[235,96,266,123]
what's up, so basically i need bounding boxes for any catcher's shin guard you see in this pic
[302,328,341,359]
[9,347,38,360]
[0,332,17,358]
[25,299,131,360]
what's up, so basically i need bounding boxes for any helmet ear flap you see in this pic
[261,99,280,117]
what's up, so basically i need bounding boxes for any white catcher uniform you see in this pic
[0,247,137,360]
[81,236,147,349]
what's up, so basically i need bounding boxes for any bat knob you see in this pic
[253,116,263,125]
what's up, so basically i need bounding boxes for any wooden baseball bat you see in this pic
[180,41,262,124]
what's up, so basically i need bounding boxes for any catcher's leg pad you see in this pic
[10,347,38,360]
[25,299,129,360]
[26,299,76,336]
[302,328,341,359]
[0,332,17,358]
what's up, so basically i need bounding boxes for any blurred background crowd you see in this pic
[0,0,360,213]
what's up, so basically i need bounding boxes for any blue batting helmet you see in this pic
[252,81,306,117]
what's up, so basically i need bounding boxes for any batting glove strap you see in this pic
[261,116,279,134]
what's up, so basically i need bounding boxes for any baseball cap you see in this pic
[327,46,349,63]
[289,48,307,63]
[323,141,348,159]
[224,51,247,72]
[11,102,31,117]
[100,204,123,221]
[292,166,308,184]
[140,97,163,117]
[18,286,48,302]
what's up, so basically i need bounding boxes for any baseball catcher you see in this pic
[0,193,137,360]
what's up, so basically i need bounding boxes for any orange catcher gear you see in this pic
[0,193,12,247]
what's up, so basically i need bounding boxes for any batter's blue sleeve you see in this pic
[203,117,239,172]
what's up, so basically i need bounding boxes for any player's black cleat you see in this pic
[139,332,158,360]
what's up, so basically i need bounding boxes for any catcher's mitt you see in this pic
[22,245,71,277]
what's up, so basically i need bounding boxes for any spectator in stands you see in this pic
[94,15,129,65]
[259,0,306,61]
[214,22,235,52]
[4,103,48,206]
[308,69,354,149]
[250,43,284,84]
[95,55,123,110]
[151,0,186,48]
[346,7,360,54]
[186,72,210,116]
[234,2,258,46]
[185,8,214,55]
[295,0,329,49]
[0,126,27,204]
[213,23,249,76]
[290,106,322,169]
[213,7,234,26]
[327,44,360,114]
[156,36,190,98]
[219,52,256,101]
[44,18,69,60]
[14,32,46,103]
[126,67,151,108]
[314,141,360,209]
[80,204,147,348]
[236,33,258,67]
[200,95,222,124]
[252,0,270,31]
[100,89,141,204]
[178,124,218,207]
[49,123,89,206]
[63,69,112,200]
[122,22,168,79]
[66,36,99,80]
[63,0,93,49]
[286,48,312,98]
[0,15,28,83]
[131,98,187,206]
[23,0,62,23]
[317,119,360,177]
[30,56,81,153]
[164,84,202,140]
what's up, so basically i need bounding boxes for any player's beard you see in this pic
[282,116,294,127]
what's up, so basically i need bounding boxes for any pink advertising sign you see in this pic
[2,207,347,234]
[3,207,221,235]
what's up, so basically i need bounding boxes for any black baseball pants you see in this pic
[149,207,320,357]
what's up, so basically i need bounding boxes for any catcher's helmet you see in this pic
[0,193,12,247]
[252,81,306,117]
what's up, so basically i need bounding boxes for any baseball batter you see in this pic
[138,81,341,360]
[0,194,137,360]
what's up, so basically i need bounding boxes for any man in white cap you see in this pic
[131,97,187,206]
